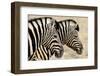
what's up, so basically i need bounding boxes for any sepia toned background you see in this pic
[28,15,88,60]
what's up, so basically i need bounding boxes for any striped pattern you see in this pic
[56,19,83,54]
[29,45,51,60]
[28,17,64,60]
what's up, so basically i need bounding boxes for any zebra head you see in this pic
[56,19,83,55]
[43,19,64,58]
[28,17,64,60]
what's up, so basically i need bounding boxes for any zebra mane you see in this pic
[75,24,79,31]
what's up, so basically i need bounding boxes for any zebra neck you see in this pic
[57,30,65,45]
[42,34,52,48]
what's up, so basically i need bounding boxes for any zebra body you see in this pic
[55,19,83,54]
[28,17,64,60]
[29,45,52,60]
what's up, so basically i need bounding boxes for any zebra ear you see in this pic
[50,19,59,31]
[46,19,56,31]
[75,24,79,31]
[51,19,56,28]
[49,19,60,30]
[46,19,59,31]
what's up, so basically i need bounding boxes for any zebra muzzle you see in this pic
[54,49,64,58]
[76,47,83,55]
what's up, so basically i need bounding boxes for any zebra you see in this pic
[55,19,83,54]
[28,17,64,60]
[31,19,83,60]
[28,45,53,60]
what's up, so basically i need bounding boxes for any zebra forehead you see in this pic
[67,20,79,32]
[69,21,77,26]
[69,26,79,33]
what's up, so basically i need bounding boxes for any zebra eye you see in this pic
[54,35,57,38]
[74,35,78,37]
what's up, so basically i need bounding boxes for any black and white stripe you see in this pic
[55,19,83,54]
[29,45,52,60]
[28,17,64,60]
